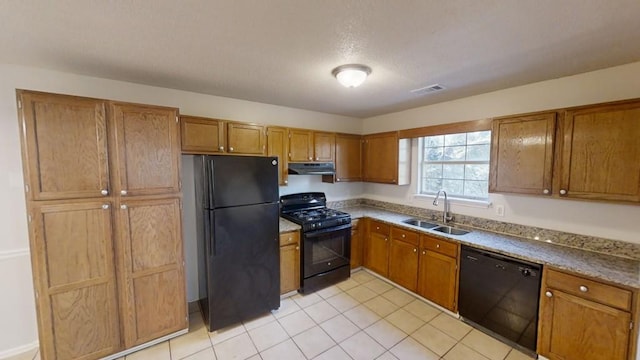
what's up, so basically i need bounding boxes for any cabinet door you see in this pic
[280,241,300,294]
[180,116,225,154]
[335,134,363,182]
[363,132,399,183]
[365,232,390,277]
[116,197,187,347]
[314,132,335,162]
[538,289,631,360]
[30,201,121,360]
[267,127,289,185]
[350,220,362,269]
[18,91,110,201]
[227,122,266,155]
[111,103,181,196]
[559,102,640,202]
[418,250,458,311]
[289,129,314,162]
[489,113,556,195]
[388,239,419,292]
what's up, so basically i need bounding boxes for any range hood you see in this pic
[288,162,335,175]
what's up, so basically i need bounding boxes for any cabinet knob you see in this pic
[308,157,312,160]
[436,244,440,248]
[376,226,380,230]
[229,147,234,152]
[384,237,388,241]
[336,178,340,182]
[102,204,109,209]
[543,189,550,194]
[315,157,319,161]
[295,246,299,251]
[284,180,288,184]
[422,250,426,255]
[579,285,588,292]
[120,190,127,196]
[120,204,127,210]
[401,234,405,238]
[560,189,567,195]
[413,248,417,253]
[219,146,224,150]
[101,189,108,196]
[545,291,553,298]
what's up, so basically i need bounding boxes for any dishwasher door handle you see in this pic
[466,255,478,261]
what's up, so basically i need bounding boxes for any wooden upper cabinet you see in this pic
[18,91,110,201]
[289,129,314,162]
[30,200,121,359]
[267,127,289,186]
[363,131,401,184]
[335,134,362,182]
[313,131,335,162]
[110,103,181,196]
[115,197,187,347]
[558,101,640,202]
[489,112,556,196]
[180,116,225,154]
[227,122,266,155]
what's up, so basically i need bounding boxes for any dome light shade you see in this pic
[332,64,372,88]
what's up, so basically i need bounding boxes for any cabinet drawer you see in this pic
[421,236,458,258]
[369,220,390,235]
[279,231,299,247]
[545,269,632,311]
[391,227,419,246]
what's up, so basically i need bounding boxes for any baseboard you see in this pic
[0,341,38,359]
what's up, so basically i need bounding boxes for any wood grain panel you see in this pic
[418,250,458,311]
[489,113,556,195]
[545,269,632,311]
[363,132,398,184]
[227,122,266,155]
[350,222,363,269]
[116,197,187,347]
[398,118,491,139]
[289,129,313,162]
[280,242,300,294]
[391,227,419,246]
[18,90,110,200]
[388,238,419,292]
[420,235,458,258]
[334,134,362,182]
[313,132,335,161]
[180,115,225,154]
[365,229,390,277]
[560,102,640,202]
[267,127,289,185]
[111,102,181,196]
[31,200,121,360]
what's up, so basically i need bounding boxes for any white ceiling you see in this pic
[1,1,640,118]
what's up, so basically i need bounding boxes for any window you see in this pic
[418,130,491,200]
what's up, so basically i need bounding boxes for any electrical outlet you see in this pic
[496,204,505,217]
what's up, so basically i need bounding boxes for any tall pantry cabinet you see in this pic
[17,90,187,360]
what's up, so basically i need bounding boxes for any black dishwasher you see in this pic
[458,245,542,353]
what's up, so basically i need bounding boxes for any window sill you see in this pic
[413,194,492,208]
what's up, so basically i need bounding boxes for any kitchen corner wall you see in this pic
[0,63,363,356]
[362,61,640,245]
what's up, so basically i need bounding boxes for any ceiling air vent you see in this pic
[410,84,446,95]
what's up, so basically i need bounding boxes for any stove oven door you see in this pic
[303,224,351,278]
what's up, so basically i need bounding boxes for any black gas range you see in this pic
[280,192,352,293]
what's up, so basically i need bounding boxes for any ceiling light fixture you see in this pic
[331,64,372,88]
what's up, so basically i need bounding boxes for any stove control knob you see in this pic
[318,222,322,227]
[521,268,532,277]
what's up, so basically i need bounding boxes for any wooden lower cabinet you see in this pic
[388,227,419,292]
[364,220,390,277]
[30,200,122,360]
[350,219,362,269]
[280,231,300,294]
[116,197,187,347]
[538,268,636,360]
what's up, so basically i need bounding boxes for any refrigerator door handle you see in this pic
[206,158,215,209]
[209,211,216,256]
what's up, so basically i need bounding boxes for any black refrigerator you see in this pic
[194,155,280,331]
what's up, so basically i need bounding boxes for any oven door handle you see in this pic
[305,223,352,237]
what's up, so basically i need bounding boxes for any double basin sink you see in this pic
[402,219,470,236]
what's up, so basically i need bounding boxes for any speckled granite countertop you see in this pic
[279,217,300,233]
[341,206,640,289]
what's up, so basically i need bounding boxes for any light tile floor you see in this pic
[7,269,533,360]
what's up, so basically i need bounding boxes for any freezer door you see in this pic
[205,155,279,209]
[206,202,280,331]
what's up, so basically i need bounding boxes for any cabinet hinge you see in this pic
[288,133,291,138]
[17,99,22,109]
[27,214,32,223]
[25,184,30,193]
[631,321,634,330]
[34,290,38,299]
[175,116,179,123]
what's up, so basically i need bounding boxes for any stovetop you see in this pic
[280,192,351,231]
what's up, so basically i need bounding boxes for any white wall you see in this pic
[0,63,362,356]
[362,61,640,244]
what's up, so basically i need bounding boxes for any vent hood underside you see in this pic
[288,162,335,175]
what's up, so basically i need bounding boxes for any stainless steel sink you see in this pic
[402,218,439,229]
[433,226,470,235]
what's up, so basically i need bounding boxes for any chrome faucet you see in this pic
[433,190,453,224]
